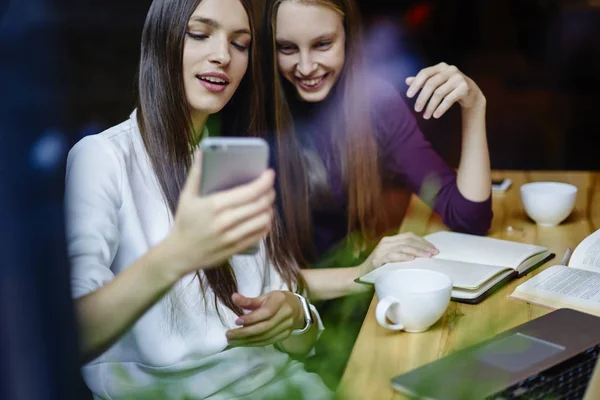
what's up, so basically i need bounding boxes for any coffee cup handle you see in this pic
[375,296,404,331]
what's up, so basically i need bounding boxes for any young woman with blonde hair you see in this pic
[262,0,493,388]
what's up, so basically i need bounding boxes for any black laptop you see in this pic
[391,308,600,399]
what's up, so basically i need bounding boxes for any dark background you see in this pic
[360,0,600,171]
[57,0,600,170]
[1,1,87,399]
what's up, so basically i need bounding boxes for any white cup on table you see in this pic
[520,182,577,227]
[375,269,452,333]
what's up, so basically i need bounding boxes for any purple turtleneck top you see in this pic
[284,80,492,257]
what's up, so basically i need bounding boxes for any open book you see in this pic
[357,231,554,304]
[509,229,600,316]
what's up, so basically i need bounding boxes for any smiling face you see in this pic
[275,1,346,103]
[183,0,251,125]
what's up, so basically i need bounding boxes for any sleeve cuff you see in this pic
[434,180,493,235]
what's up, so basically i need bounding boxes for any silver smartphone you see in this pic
[199,137,270,256]
[199,137,269,196]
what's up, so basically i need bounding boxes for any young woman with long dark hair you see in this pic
[65,0,331,398]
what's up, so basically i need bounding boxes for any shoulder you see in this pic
[66,115,144,179]
[68,118,136,163]
[65,116,141,201]
[370,78,402,100]
[367,78,420,143]
[368,78,410,116]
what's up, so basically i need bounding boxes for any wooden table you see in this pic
[338,171,600,400]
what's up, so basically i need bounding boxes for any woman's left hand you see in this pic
[226,291,304,347]
[406,62,485,120]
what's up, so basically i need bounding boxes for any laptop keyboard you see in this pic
[487,343,600,400]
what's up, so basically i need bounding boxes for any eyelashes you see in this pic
[316,41,332,48]
[277,44,296,55]
[186,32,208,40]
[186,32,249,52]
[232,42,249,52]
[276,40,334,55]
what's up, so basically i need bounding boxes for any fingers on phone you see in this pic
[212,170,275,211]
[214,190,275,233]
[220,210,273,249]
[180,154,203,201]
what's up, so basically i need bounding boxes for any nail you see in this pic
[407,89,414,97]
[415,103,423,112]
[235,318,243,325]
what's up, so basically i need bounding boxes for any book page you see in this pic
[568,229,600,272]
[425,231,547,269]
[511,265,600,314]
[359,257,510,289]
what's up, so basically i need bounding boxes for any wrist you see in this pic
[350,265,372,295]
[461,93,487,138]
[134,245,180,298]
[356,262,367,277]
[355,260,373,282]
[151,234,192,286]
[462,91,486,114]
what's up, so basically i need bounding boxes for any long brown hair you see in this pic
[136,0,304,316]
[262,0,384,265]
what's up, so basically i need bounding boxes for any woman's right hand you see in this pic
[358,232,439,276]
[163,152,276,278]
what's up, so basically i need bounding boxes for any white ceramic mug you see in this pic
[375,269,452,333]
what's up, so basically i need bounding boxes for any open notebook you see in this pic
[357,231,554,304]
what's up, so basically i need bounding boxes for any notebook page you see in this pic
[425,231,547,269]
[366,257,509,289]
[452,270,515,300]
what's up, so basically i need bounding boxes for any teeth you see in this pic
[301,76,324,87]
[200,76,227,84]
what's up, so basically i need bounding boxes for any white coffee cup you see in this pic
[375,269,452,333]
